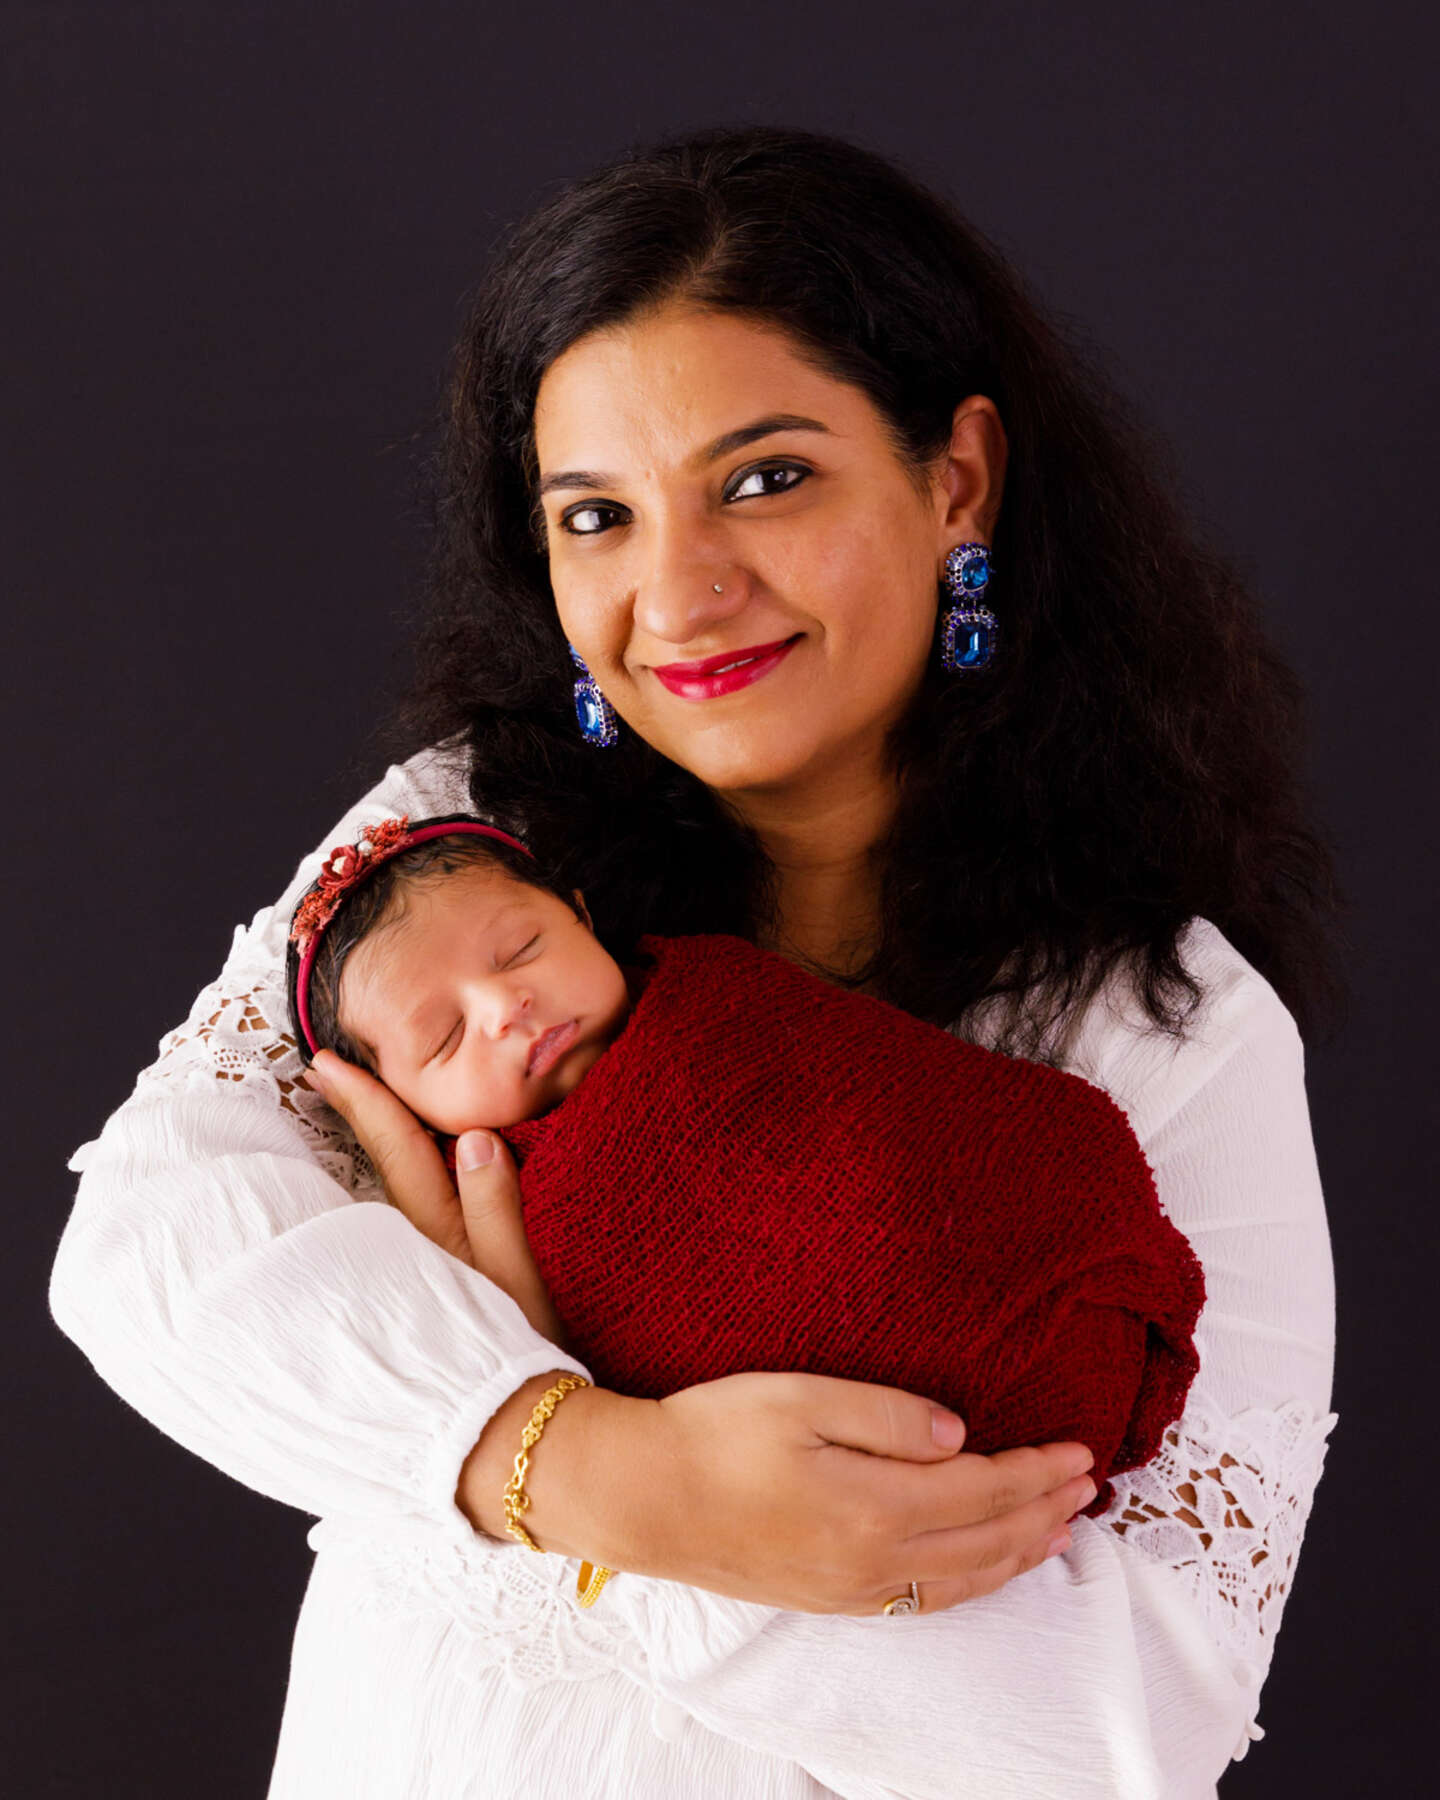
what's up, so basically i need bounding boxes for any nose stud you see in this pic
[713,583,723,594]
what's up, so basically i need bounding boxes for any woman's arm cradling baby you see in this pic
[318,1044,1098,1615]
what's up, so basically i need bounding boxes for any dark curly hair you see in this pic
[391,124,1347,1057]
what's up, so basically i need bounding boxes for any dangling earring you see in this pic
[939,542,998,673]
[568,644,620,747]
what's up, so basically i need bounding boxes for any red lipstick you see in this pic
[652,636,801,701]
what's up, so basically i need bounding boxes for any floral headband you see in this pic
[288,813,534,1057]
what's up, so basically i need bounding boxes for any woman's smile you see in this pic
[650,633,804,700]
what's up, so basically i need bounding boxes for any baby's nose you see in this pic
[487,986,531,1036]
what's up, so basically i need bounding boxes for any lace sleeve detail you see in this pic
[1043,921,1339,1766]
[1098,1387,1339,1697]
[116,739,480,1192]
[305,1517,639,1693]
[136,952,374,1194]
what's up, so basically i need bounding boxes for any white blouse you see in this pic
[50,741,1339,1799]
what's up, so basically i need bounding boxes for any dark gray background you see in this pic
[6,0,1435,1792]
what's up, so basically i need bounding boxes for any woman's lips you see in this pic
[527,1019,580,1078]
[651,635,801,700]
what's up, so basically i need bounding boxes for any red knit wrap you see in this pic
[496,934,1206,1515]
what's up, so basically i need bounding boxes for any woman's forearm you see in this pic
[454,1373,660,1565]
[446,1368,683,1587]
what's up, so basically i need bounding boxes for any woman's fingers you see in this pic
[307,1058,569,1346]
[453,1130,571,1348]
[788,1371,1095,1501]
[647,1370,1099,1617]
[816,1435,1097,1611]
[888,1461,1100,1598]
[785,1370,973,1461]
[870,1473,1094,1615]
[832,1433,1096,1543]
[872,1515,1080,1617]
[307,1051,473,1266]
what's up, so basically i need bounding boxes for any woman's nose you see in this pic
[631,518,749,645]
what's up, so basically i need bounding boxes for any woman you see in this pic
[51,126,1341,1797]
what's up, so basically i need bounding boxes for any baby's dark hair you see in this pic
[284,815,584,1072]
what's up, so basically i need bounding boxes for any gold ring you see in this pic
[882,1580,921,1616]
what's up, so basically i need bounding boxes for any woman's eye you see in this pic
[725,462,810,502]
[504,935,541,967]
[556,465,807,535]
[559,502,628,537]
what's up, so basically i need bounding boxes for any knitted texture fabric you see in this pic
[497,933,1206,1515]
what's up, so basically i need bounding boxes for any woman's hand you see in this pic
[306,1049,570,1348]
[632,1371,1097,1615]
[457,1365,1095,1619]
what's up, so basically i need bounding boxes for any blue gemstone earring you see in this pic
[568,644,620,747]
[939,542,998,673]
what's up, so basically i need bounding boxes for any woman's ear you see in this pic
[936,394,1007,546]
[572,888,595,930]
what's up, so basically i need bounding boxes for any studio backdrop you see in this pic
[6,2,1435,1795]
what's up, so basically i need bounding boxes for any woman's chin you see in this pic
[654,729,817,798]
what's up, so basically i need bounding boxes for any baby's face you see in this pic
[338,863,632,1133]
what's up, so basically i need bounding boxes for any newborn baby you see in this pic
[288,813,1206,1517]
[289,816,638,1132]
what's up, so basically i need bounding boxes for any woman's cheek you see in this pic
[552,565,628,666]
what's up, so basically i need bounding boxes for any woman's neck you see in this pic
[725,766,897,984]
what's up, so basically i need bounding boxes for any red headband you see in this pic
[289,814,535,1057]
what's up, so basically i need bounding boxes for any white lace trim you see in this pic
[306,1517,638,1691]
[135,941,376,1193]
[1098,1386,1339,1744]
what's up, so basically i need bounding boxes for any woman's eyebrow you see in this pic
[700,413,832,463]
[536,414,832,497]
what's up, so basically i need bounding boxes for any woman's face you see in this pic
[533,303,1003,802]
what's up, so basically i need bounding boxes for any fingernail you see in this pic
[1074,1478,1098,1509]
[930,1408,966,1449]
[1045,1529,1072,1559]
[457,1130,495,1172]
[306,1059,328,1095]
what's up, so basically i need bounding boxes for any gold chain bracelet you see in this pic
[502,1373,617,1608]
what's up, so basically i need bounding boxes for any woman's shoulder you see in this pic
[67,736,479,1184]
[987,918,1304,1148]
